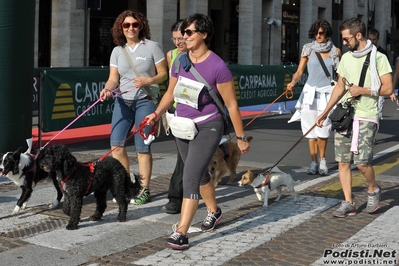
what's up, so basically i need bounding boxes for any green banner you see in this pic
[41,68,113,132]
[38,65,304,132]
[230,65,303,106]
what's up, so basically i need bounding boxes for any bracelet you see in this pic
[236,136,248,141]
[152,111,158,120]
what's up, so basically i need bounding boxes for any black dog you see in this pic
[39,144,142,230]
[0,147,62,215]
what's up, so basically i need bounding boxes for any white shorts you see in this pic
[301,94,332,139]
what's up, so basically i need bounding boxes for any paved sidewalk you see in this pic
[0,145,398,265]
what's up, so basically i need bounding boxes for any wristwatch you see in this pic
[236,136,248,141]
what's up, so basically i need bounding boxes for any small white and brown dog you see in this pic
[238,167,300,207]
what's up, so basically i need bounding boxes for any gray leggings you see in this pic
[175,116,224,199]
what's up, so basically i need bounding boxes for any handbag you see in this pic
[328,52,371,132]
[122,46,169,138]
[329,102,354,132]
[168,116,198,140]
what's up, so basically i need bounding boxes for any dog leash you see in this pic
[69,118,154,194]
[264,123,318,174]
[41,78,136,149]
[263,80,350,175]
[96,117,156,161]
[228,89,293,141]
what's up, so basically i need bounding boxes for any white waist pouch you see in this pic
[169,116,198,140]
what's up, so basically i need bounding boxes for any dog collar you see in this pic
[255,172,271,189]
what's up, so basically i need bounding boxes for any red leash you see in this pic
[98,117,156,161]
[78,118,155,194]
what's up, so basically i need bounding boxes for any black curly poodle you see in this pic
[40,144,142,230]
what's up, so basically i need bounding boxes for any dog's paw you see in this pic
[66,223,78,230]
[116,215,127,222]
[12,206,21,215]
[21,202,28,210]
[49,200,59,209]
[262,204,269,208]
[90,214,102,221]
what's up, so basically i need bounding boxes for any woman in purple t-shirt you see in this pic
[146,13,250,250]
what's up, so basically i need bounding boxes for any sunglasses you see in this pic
[342,35,355,43]
[181,29,198,37]
[317,31,325,36]
[122,22,140,29]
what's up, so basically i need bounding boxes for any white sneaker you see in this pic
[319,158,328,175]
[307,161,318,175]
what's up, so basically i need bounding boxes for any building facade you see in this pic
[34,0,396,68]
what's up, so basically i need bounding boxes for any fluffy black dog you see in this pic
[40,144,142,230]
[0,147,62,215]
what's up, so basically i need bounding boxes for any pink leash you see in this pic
[41,78,135,149]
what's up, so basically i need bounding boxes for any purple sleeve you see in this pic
[214,60,233,84]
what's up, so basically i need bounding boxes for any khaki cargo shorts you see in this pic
[334,121,377,165]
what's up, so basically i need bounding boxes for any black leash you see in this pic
[264,124,318,174]
[263,78,353,175]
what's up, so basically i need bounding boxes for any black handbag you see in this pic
[329,102,354,131]
[329,52,371,132]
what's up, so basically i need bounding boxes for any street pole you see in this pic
[0,2,35,151]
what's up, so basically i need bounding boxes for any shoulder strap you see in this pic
[174,52,183,74]
[358,52,371,87]
[188,63,226,116]
[122,46,153,98]
[351,52,371,101]
[315,52,334,86]
[173,52,184,68]
[122,46,141,77]
[174,52,226,116]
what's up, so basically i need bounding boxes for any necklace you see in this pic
[190,50,209,62]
